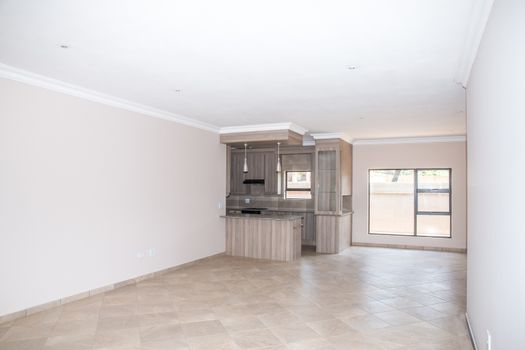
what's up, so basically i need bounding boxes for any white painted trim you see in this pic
[455,0,495,87]
[465,312,478,350]
[219,122,307,136]
[0,63,220,133]
[310,132,353,143]
[302,140,315,147]
[352,135,466,145]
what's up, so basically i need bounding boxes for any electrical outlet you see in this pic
[148,248,156,257]
[245,198,250,204]
[217,201,223,209]
[486,330,491,350]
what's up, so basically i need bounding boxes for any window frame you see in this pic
[284,171,312,199]
[367,168,452,238]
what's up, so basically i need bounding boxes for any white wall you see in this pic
[352,141,467,250]
[466,0,525,348]
[0,78,226,317]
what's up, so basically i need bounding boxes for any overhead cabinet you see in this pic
[230,153,248,194]
[229,150,279,195]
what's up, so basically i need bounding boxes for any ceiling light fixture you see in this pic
[276,142,281,173]
[347,65,357,70]
[243,143,248,174]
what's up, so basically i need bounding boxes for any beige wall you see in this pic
[0,78,226,317]
[352,141,467,250]
[466,0,525,348]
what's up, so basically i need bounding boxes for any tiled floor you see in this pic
[0,247,472,350]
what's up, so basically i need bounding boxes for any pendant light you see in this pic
[243,143,248,173]
[276,142,282,173]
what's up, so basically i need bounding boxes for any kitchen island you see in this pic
[222,214,302,262]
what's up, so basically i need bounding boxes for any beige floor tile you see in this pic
[97,315,140,332]
[176,308,216,323]
[136,312,180,328]
[0,338,47,350]
[43,333,94,350]
[140,338,190,350]
[306,318,353,338]
[287,305,334,323]
[219,316,266,333]
[400,306,447,321]
[180,320,226,338]
[231,328,282,349]
[339,314,390,332]
[286,337,337,350]
[52,318,98,337]
[98,304,137,319]
[373,310,422,326]
[257,310,302,328]
[377,297,424,309]
[14,309,62,328]
[140,323,184,342]
[185,333,239,350]
[269,322,320,344]
[428,315,469,336]
[327,332,395,350]
[0,327,10,339]
[93,328,141,349]
[1,324,55,342]
[1,247,470,350]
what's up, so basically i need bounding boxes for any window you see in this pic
[285,171,312,199]
[369,169,451,238]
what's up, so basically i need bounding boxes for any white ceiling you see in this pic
[0,0,476,139]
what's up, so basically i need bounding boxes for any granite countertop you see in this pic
[226,207,314,213]
[221,214,303,221]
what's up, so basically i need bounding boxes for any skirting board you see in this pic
[465,312,478,350]
[0,252,225,325]
[352,242,467,253]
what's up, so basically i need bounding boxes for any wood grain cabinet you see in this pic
[245,152,265,180]
[230,150,278,194]
[230,153,247,194]
[314,139,353,253]
[316,213,351,253]
[314,139,352,215]
[264,152,278,194]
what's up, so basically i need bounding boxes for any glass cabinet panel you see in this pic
[317,150,337,212]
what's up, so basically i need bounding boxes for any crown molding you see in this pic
[302,140,316,146]
[219,122,308,135]
[455,0,495,87]
[353,135,466,145]
[0,63,220,133]
[310,132,353,143]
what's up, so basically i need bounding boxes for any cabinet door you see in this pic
[230,153,247,194]
[303,212,316,245]
[315,148,339,213]
[264,152,278,194]
[316,215,338,253]
[246,152,265,180]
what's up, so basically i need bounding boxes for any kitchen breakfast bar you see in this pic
[222,214,302,262]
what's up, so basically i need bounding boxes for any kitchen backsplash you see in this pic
[226,195,314,211]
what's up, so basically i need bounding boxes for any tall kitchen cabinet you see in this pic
[314,139,353,253]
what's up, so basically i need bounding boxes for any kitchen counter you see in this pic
[222,214,302,262]
[227,206,314,213]
[221,213,303,221]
